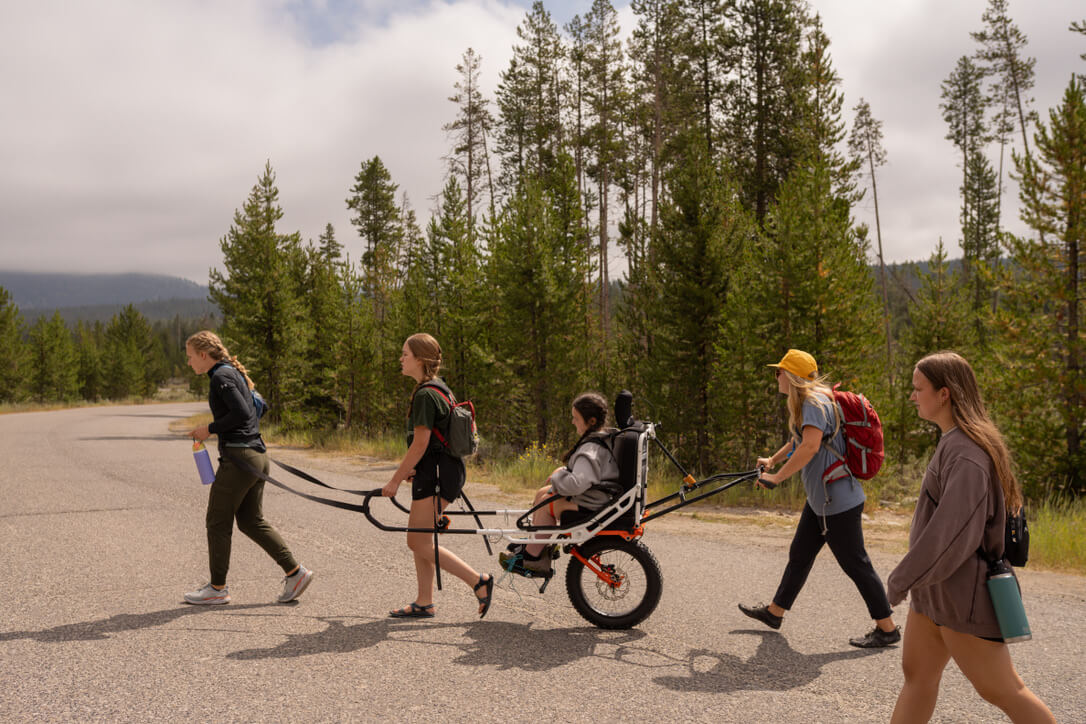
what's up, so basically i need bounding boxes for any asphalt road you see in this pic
[2,403,1083,723]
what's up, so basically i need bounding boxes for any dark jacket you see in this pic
[206,362,264,453]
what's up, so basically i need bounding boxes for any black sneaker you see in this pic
[849,626,901,648]
[738,602,783,630]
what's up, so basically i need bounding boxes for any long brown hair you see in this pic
[186,330,254,390]
[915,351,1023,512]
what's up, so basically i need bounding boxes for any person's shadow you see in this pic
[0,603,277,643]
[653,629,885,693]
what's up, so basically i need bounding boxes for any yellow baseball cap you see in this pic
[768,349,818,380]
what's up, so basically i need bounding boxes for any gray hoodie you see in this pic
[549,434,622,509]
[886,427,1008,639]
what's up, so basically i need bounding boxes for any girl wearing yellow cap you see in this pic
[738,349,899,648]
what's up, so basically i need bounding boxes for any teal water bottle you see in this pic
[987,561,1031,643]
[193,441,216,485]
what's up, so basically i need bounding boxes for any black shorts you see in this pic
[933,620,1004,644]
[411,450,466,503]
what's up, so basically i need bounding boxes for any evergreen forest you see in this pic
[2,0,1083,502]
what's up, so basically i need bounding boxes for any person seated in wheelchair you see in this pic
[499,392,622,576]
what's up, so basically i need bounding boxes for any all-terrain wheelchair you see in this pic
[356,391,762,629]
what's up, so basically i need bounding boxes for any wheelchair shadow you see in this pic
[653,629,884,693]
[449,621,647,672]
[0,603,278,643]
[225,616,647,669]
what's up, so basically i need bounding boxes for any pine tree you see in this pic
[960,147,1001,334]
[336,255,378,430]
[102,305,163,399]
[445,48,496,234]
[798,14,859,201]
[28,312,79,402]
[209,162,309,422]
[583,0,628,339]
[426,177,486,401]
[849,98,893,389]
[318,222,342,261]
[678,0,731,155]
[485,154,594,445]
[74,320,102,401]
[497,3,565,190]
[629,0,690,235]
[724,0,807,227]
[897,241,975,457]
[941,55,999,332]
[298,231,347,428]
[346,155,403,321]
[0,286,26,403]
[973,2,1038,178]
[1000,77,1086,496]
[649,136,752,471]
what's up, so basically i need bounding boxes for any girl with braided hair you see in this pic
[183,330,313,605]
[382,333,493,619]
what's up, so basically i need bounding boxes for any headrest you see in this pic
[614,390,633,429]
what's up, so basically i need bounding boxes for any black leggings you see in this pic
[772,502,893,620]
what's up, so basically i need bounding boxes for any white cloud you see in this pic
[0,0,1083,284]
[0,0,522,281]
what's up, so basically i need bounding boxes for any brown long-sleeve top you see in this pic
[886,427,1008,639]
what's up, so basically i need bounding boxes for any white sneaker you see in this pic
[184,583,230,605]
[278,566,314,603]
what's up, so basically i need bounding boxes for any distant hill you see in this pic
[0,271,209,309]
[0,271,218,324]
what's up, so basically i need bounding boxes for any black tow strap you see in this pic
[220,453,493,588]
[222,452,378,514]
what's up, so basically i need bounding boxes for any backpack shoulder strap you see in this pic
[419,379,455,404]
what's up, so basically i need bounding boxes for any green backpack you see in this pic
[420,381,478,458]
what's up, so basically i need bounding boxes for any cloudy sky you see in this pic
[0,0,1082,284]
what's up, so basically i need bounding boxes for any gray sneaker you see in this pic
[184,583,230,605]
[278,566,314,603]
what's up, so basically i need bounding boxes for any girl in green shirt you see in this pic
[381,333,493,619]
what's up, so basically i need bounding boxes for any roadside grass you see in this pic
[1028,498,1086,574]
[1,380,201,416]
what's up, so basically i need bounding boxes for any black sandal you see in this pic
[473,574,494,619]
[389,602,435,618]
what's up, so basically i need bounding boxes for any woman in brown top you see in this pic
[886,352,1053,723]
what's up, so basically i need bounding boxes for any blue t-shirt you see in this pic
[800,392,865,515]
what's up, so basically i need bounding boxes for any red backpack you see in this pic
[822,384,884,483]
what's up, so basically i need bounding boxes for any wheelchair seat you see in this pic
[558,423,645,532]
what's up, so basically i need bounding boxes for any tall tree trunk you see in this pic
[869,149,892,392]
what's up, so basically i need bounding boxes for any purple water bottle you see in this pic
[193,441,216,485]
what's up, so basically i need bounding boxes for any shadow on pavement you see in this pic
[0,603,278,643]
[653,629,885,693]
[226,616,648,670]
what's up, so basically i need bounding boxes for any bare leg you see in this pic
[942,626,1056,723]
[891,608,951,724]
[404,497,490,614]
[526,488,577,557]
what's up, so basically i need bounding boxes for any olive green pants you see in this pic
[206,447,298,586]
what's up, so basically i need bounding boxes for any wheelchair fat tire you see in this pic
[565,537,663,629]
